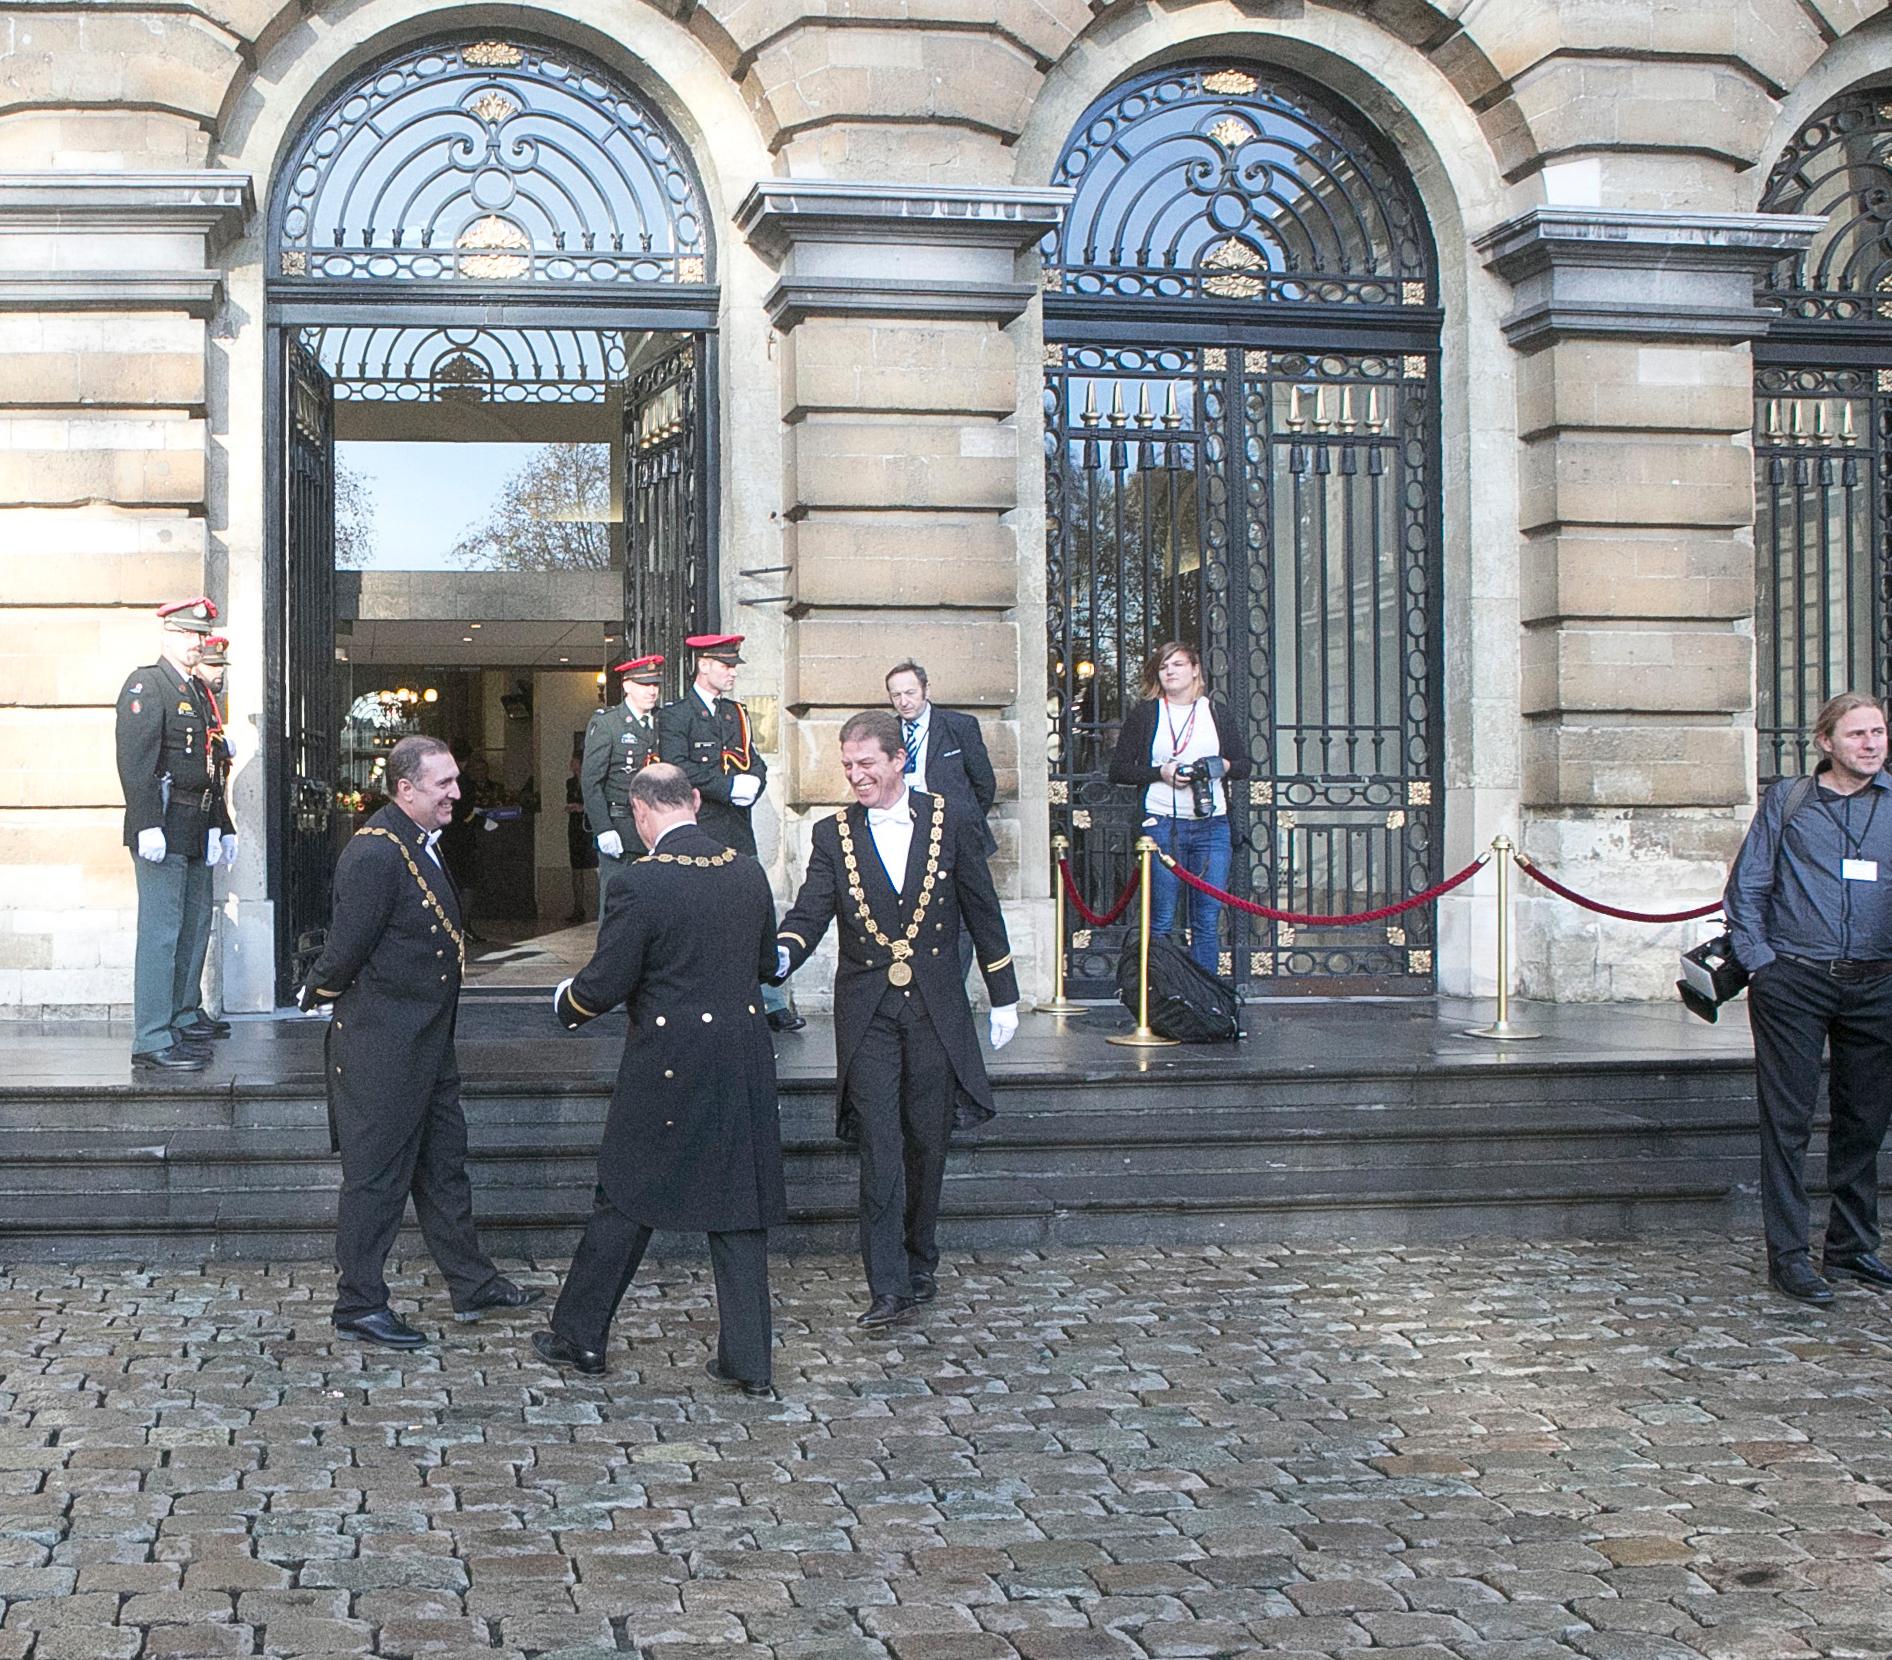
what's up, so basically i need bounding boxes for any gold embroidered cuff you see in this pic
[983,954,1012,973]
[564,988,599,1019]
[778,930,808,949]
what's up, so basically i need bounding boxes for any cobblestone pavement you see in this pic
[2,1237,1891,1659]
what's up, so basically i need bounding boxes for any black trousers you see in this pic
[333,1056,502,1321]
[1748,956,1892,1266]
[851,985,957,1298]
[551,1185,772,1384]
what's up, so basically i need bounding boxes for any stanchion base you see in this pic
[1462,1021,1544,1042]
[1107,1028,1181,1048]
[1036,997,1087,1016]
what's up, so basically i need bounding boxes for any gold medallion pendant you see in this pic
[887,960,913,987]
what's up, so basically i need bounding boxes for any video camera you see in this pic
[1171,755,1225,819]
[1677,931,1748,1023]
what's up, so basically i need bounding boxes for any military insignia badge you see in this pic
[129,700,141,714]
[178,700,194,714]
[129,682,143,693]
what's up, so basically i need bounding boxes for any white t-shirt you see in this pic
[1144,699,1225,818]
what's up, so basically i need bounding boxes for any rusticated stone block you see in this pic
[1519,528,1752,625]
[1518,431,1752,533]
[1521,623,1750,717]
[787,516,1016,609]
[786,417,1015,514]
[0,510,204,602]
[781,318,1016,422]
[0,14,241,122]
[1516,340,1753,440]
[789,615,1017,713]
[1522,718,1750,808]
[0,607,162,704]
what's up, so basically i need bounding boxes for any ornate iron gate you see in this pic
[1042,62,1443,997]
[276,338,338,999]
[1755,87,1892,781]
[627,338,712,699]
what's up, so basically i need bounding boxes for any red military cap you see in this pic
[685,633,745,664]
[157,596,219,634]
[611,653,665,684]
[197,635,230,667]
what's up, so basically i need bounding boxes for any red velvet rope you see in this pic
[1157,849,1488,926]
[1057,858,1141,928]
[1512,855,1723,924]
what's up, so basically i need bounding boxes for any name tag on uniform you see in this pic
[1844,858,1879,882]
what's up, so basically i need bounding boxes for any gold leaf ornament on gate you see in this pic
[1202,238,1267,299]
[470,91,519,125]
[456,215,530,279]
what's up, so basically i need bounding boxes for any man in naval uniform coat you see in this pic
[114,597,234,1071]
[579,652,665,898]
[532,763,785,1393]
[773,710,1019,1328]
[174,633,238,1047]
[660,632,803,1031]
[299,734,542,1348]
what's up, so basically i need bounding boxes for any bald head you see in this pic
[628,762,700,851]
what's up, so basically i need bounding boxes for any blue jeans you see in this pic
[1146,813,1231,977]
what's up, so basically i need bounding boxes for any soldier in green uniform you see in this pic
[579,653,665,899]
[659,634,803,1031]
[172,634,238,1047]
[115,597,234,1070]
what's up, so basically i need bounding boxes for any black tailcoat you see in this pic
[304,804,465,1157]
[555,823,787,1233]
[658,692,767,855]
[776,790,1018,1141]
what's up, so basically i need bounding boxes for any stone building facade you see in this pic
[0,0,1887,1017]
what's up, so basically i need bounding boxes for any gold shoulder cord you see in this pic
[644,845,738,869]
[357,827,466,969]
[834,797,945,987]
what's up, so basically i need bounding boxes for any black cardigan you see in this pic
[1108,697,1252,800]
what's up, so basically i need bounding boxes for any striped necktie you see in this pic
[902,719,919,774]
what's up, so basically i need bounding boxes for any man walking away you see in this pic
[300,734,543,1347]
[533,763,785,1394]
[1725,691,1892,1304]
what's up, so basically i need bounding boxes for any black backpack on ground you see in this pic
[1117,935,1241,1042]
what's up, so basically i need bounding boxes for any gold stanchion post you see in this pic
[1108,836,1181,1049]
[1464,833,1541,1041]
[1037,833,1086,1015]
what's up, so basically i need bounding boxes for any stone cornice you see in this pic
[765,276,1039,328]
[0,171,254,248]
[0,273,227,316]
[736,181,1070,262]
[1474,207,1827,349]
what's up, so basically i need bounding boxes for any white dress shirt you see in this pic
[866,789,916,893]
[423,829,443,867]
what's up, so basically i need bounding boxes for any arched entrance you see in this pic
[264,34,717,998]
[1754,86,1892,781]
[1041,62,1444,996]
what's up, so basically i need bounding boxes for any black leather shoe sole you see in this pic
[531,1329,606,1375]
[177,1025,231,1042]
[335,1315,427,1348]
[857,1299,917,1329]
[1767,1269,1835,1305]
[453,1286,546,1322]
[704,1357,774,1398]
[1824,1257,1892,1290]
[131,1048,206,1071]
[910,1277,938,1304]
[766,1011,807,1033]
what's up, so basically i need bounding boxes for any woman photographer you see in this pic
[1108,642,1251,976]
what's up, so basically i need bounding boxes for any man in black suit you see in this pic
[299,735,542,1348]
[533,763,786,1394]
[774,710,1018,1329]
[887,660,998,979]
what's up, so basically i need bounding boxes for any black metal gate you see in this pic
[276,338,337,999]
[1042,62,1443,997]
[1755,87,1892,781]
[627,338,712,698]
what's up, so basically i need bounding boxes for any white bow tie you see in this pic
[424,830,442,850]
[867,805,909,826]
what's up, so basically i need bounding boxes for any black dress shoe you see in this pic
[1768,1259,1835,1304]
[131,1044,207,1072]
[766,1006,807,1033]
[531,1328,605,1375]
[910,1273,937,1304]
[335,1309,427,1348]
[857,1294,916,1329]
[1823,1251,1892,1290]
[176,1017,231,1041]
[453,1281,546,1322]
[704,1356,774,1398]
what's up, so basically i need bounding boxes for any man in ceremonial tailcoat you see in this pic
[579,652,665,897]
[660,632,803,1030]
[774,710,1019,1328]
[533,763,785,1393]
[299,734,542,1348]
[115,596,235,1071]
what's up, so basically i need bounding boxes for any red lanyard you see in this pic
[1163,699,1200,759]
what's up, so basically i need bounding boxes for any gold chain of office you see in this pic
[357,827,465,970]
[645,846,738,868]
[835,799,945,986]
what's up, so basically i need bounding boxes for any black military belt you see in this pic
[1779,953,1892,981]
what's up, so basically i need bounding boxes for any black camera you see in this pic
[1676,931,1748,1023]
[1172,756,1225,818]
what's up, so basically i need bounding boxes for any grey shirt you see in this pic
[1724,769,1892,971]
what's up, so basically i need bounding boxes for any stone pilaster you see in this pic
[734,181,1067,996]
[1475,207,1822,1000]
[0,170,250,1015]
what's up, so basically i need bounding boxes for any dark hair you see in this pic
[387,735,452,792]
[886,660,928,690]
[1139,640,1204,699]
[628,761,698,812]
[841,709,904,759]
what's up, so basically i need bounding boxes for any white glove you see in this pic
[989,1003,1018,1051]
[205,829,222,865]
[137,828,167,863]
[597,830,624,859]
[730,774,762,808]
[776,945,792,983]
[553,976,574,1015]
[221,834,238,870]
